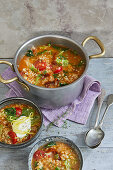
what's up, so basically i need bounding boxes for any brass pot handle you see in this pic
[82,36,105,59]
[0,60,29,91]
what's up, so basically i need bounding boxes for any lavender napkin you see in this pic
[1,67,101,127]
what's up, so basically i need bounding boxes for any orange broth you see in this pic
[18,44,86,88]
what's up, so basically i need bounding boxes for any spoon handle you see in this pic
[98,94,113,127]
[98,105,109,127]
[94,89,106,128]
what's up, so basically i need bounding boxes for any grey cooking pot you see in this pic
[0,97,43,149]
[28,136,83,170]
[0,35,105,109]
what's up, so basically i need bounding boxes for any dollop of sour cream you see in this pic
[12,116,31,138]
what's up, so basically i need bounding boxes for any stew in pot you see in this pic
[18,44,86,88]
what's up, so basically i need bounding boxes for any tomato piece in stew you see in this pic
[18,44,86,88]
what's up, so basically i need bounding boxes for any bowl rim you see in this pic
[0,97,43,149]
[28,136,83,170]
[14,34,89,91]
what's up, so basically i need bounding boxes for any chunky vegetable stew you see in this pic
[32,141,80,170]
[0,103,41,144]
[18,44,86,88]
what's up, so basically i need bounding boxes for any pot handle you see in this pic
[82,36,105,59]
[0,60,29,91]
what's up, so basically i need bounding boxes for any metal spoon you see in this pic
[85,89,106,148]
[85,92,113,148]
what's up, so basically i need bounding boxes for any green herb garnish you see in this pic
[77,60,85,67]
[4,107,18,122]
[59,82,68,87]
[54,154,59,160]
[22,108,34,117]
[59,55,66,60]
[35,74,42,84]
[64,159,71,169]
[63,70,68,76]
[44,141,56,148]
[56,55,69,66]
[53,74,58,78]
[62,60,69,66]
[31,115,40,125]
[48,43,51,47]
[73,50,78,55]
[55,167,60,170]
[43,70,47,75]
[37,50,47,56]
[4,108,16,116]
[62,120,68,128]
[30,65,38,73]
[26,50,34,57]
[6,115,18,122]
[52,45,69,51]
[34,161,38,167]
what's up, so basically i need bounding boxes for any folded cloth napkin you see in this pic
[1,67,101,127]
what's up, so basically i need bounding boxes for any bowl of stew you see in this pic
[0,35,105,109]
[0,98,43,148]
[28,136,83,170]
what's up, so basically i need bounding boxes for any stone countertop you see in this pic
[0,0,113,58]
[0,0,113,170]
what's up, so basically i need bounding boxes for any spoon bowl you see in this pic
[85,128,105,148]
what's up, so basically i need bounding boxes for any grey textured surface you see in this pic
[0,0,113,170]
[0,0,113,58]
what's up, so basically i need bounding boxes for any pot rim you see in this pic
[28,136,83,170]
[0,97,43,149]
[14,34,89,91]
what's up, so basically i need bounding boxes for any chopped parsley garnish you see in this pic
[73,50,78,55]
[56,55,69,66]
[4,108,16,116]
[52,45,69,51]
[4,107,18,122]
[63,70,68,74]
[62,120,68,128]
[55,167,60,170]
[64,159,71,169]
[44,141,56,148]
[26,50,34,57]
[35,74,42,84]
[59,82,68,87]
[48,43,51,47]
[77,60,85,67]
[54,154,60,160]
[59,55,66,60]
[31,115,40,125]
[53,74,58,78]
[37,50,47,56]
[30,65,38,73]
[62,60,69,66]
[34,161,38,167]
[43,70,47,75]
[22,108,34,117]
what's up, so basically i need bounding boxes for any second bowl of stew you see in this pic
[0,97,43,148]
[28,136,83,170]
